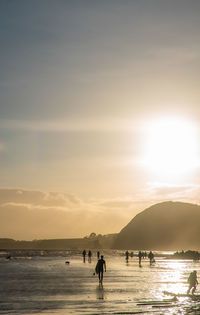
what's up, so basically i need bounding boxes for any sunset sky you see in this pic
[1,0,200,240]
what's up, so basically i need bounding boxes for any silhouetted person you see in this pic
[138,251,142,267]
[141,251,144,259]
[187,270,198,295]
[88,250,92,263]
[97,251,100,259]
[148,251,155,265]
[82,249,86,263]
[95,255,106,285]
[125,250,129,262]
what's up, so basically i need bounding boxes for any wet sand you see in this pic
[0,251,200,314]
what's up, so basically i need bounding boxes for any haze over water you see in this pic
[1,250,200,314]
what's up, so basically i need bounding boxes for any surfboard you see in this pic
[95,261,100,274]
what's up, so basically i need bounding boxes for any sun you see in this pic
[142,117,199,177]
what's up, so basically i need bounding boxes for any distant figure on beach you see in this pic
[187,270,198,295]
[148,251,155,265]
[95,255,106,285]
[141,252,144,259]
[88,250,92,263]
[97,251,100,259]
[125,250,129,262]
[82,249,86,263]
[138,251,143,267]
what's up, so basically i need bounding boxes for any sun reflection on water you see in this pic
[159,260,189,295]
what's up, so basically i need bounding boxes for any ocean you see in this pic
[0,250,200,314]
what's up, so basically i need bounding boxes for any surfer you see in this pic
[187,270,198,295]
[95,255,106,285]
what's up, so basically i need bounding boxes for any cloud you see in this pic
[1,185,200,240]
[146,182,200,204]
[0,118,141,133]
[0,188,80,208]
[0,188,138,240]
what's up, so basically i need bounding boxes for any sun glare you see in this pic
[142,117,199,177]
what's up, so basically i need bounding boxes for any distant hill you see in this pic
[113,201,200,250]
[0,234,117,250]
[0,238,97,250]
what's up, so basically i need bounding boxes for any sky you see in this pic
[1,0,200,240]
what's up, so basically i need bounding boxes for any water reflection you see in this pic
[96,285,105,300]
[159,260,188,295]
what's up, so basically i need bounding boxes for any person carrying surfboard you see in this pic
[95,255,106,285]
[187,270,198,295]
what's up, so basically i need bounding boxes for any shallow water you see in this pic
[0,250,200,314]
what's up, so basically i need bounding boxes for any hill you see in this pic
[0,234,117,250]
[113,201,200,250]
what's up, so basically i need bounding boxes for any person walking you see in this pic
[187,270,198,295]
[125,250,129,262]
[95,255,106,285]
[82,249,86,263]
[138,251,143,267]
[148,251,155,266]
[88,250,92,263]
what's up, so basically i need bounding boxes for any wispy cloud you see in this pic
[0,188,139,240]
[1,186,199,240]
[146,182,200,204]
[0,118,141,133]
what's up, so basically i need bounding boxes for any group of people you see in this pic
[82,249,199,294]
[125,250,155,266]
[82,249,95,263]
[138,250,155,266]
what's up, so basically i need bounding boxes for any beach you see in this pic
[0,250,200,314]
